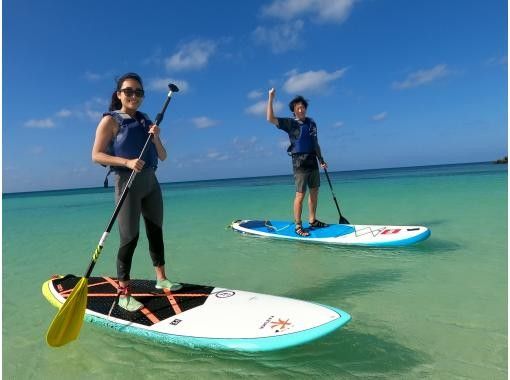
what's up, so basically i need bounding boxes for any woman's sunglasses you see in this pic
[119,88,145,98]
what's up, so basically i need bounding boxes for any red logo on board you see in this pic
[270,318,292,332]
[381,229,401,235]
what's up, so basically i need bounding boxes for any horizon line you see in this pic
[2,160,499,196]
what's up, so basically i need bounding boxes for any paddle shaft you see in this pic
[323,167,349,224]
[84,85,178,278]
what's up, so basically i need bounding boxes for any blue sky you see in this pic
[3,0,507,193]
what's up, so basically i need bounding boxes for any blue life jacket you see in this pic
[105,110,158,173]
[288,118,317,154]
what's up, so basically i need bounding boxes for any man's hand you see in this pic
[268,87,275,100]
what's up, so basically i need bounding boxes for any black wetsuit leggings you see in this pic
[114,168,164,281]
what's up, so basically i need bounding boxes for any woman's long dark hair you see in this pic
[108,72,144,111]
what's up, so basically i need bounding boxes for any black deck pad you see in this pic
[51,275,215,326]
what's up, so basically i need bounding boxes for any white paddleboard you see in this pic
[43,275,351,352]
[231,219,431,247]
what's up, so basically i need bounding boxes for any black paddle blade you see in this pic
[339,216,350,225]
[168,83,179,92]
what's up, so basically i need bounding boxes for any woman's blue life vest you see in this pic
[101,110,158,186]
[287,117,318,155]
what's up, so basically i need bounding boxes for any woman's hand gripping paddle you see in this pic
[323,168,350,225]
[46,84,180,347]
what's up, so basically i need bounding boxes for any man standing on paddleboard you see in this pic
[92,73,182,312]
[267,88,328,237]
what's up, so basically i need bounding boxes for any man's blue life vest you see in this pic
[105,110,158,173]
[287,118,317,155]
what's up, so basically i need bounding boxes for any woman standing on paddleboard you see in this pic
[92,72,181,312]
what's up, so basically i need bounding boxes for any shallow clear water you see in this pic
[3,162,507,379]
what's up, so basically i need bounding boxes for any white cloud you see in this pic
[26,98,106,128]
[254,1,355,53]
[24,118,55,128]
[142,47,164,65]
[207,151,220,159]
[392,64,450,90]
[148,78,190,93]
[485,55,507,66]
[56,109,72,118]
[191,116,218,129]
[84,97,108,121]
[85,71,102,81]
[247,90,263,99]
[283,68,347,93]
[84,71,114,81]
[252,20,304,54]
[263,0,355,23]
[54,98,107,123]
[233,136,261,154]
[233,136,258,145]
[207,151,229,160]
[316,0,355,23]
[263,0,312,19]
[333,121,344,128]
[372,112,387,121]
[245,100,284,117]
[86,110,103,121]
[165,39,216,71]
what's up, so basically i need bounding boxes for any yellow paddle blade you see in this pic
[46,277,89,347]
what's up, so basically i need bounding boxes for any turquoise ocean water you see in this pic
[3,162,508,379]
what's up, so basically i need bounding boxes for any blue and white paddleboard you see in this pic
[231,219,431,247]
[42,275,351,352]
